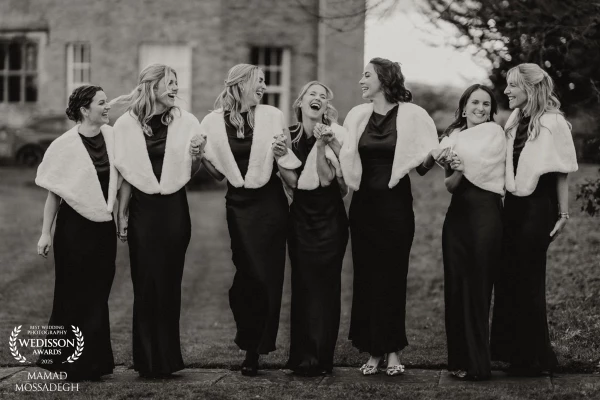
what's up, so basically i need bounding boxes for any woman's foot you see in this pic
[451,370,468,379]
[385,352,405,376]
[359,355,383,376]
[292,359,325,377]
[241,351,259,377]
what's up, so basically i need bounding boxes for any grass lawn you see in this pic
[0,164,599,380]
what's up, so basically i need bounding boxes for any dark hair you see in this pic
[66,85,104,122]
[369,57,412,103]
[443,84,497,136]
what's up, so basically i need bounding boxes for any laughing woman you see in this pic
[36,85,120,381]
[440,84,506,380]
[285,81,349,376]
[339,58,438,376]
[491,63,578,376]
[200,64,300,376]
[111,64,204,378]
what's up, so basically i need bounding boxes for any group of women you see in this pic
[34,57,577,382]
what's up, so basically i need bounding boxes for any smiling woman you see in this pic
[340,57,439,377]
[285,81,349,377]
[200,63,301,377]
[34,84,122,381]
[111,64,205,378]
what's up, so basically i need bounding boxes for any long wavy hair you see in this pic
[505,63,567,139]
[291,81,338,147]
[369,57,412,103]
[213,64,261,138]
[110,63,179,136]
[443,84,498,136]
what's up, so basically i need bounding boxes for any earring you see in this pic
[462,111,466,117]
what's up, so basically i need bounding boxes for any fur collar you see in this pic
[293,123,345,191]
[505,109,578,196]
[35,124,121,222]
[202,105,301,188]
[339,102,439,190]
[113,109,200,194]
[440,122,506,195]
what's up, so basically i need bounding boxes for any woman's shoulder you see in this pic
[540,111,568,129]
[113,111,138,129]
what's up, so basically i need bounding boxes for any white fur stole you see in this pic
[113,109,200,195]
[201,105,301,188]
[296,123,345,191]
[440,122,506,195]
[505,109,578,196]
[35,124,121,222]
[339,102,439,191]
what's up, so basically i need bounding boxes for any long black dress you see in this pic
[443,176,502,379]
[285,125,349,374]
[348,105,415,356]
[128,113,191,375]
[225,112,288,354]
[39,133,116,379]
[491,116,559,372]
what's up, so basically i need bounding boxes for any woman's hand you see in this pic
[550,216,568,241]
[117,213,128,243]
[37,233,52,258]
[318,124,335,144]
[449,153,464,172]
[272,134,288,159]
[190,134,207,156]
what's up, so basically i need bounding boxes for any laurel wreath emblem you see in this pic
[9,326,29,363]
[63,326,84,363]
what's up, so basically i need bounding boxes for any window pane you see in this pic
[25,42,37,71]
[264,69,271,86]
[0,43,6,70]
[8,41,22,70]
[250,47,259,65]
[0,77,4,102]
[82,44,90,63]
[8,75,21,101]
[273,70,281,86]
[82,67,90,83]
[263,92,280,107]
[25,75,37,102]
[265,47,271,66]
[274,48,282,65]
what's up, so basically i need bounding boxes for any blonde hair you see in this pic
[110,63,179,136]
[505,63,567,140]
[214,64,261,138]
[291,81,338,147]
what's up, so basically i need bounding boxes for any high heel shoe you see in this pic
[359,358,385,376]
[241,351,259,377]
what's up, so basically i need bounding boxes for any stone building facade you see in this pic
[0,0,365,128]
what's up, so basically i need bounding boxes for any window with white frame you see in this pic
[0,35,41,103]
[66,43,91,99]
[250,47,291,123]
[139,44,192,111]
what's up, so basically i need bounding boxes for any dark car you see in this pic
[0,115,68,166]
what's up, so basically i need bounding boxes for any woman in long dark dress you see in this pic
[201,64,300,376]
[284,81,349,376]
[491,63,578,376]
[112,64,204,378]
[438,84,506,380]
[36,85,120,381]
[339,58,438,376]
